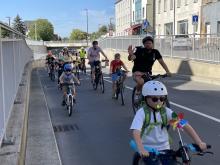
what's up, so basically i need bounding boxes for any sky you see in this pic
[0,0,115,37]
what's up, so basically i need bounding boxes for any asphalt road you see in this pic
[38,67,220,165]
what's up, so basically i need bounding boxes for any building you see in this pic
[131,0,154,35]
[201,0,220,36]
[156,0,202,36]
[115,0,132,36]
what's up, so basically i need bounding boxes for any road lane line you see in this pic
[103,77,220,124]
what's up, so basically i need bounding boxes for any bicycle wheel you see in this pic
[115,82,120,100]
[100,74,104,93]
[68,95,73,117]
[132,87,142,114]
[51,72,55,81]
[93,74,98,90]
[120,83,125,105]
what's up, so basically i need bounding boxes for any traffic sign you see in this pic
[192,15,198,25]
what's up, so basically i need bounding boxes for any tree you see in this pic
[28,19,54,41]
[12,14,26,35]
[98,25,108,35]
[70,29,87,40]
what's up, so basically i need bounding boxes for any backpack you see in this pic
[140,105,169,137]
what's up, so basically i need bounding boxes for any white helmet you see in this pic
[142,81,168,96]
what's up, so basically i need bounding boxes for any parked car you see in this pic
[173,35,192,50]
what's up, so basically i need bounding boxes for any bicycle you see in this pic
[91,60,109,93]
[49,61,56,81]
[61,82,77,117]
[73,61,80,80]
[80,58,86,74]
[132,73,169,114]
[114,70,128,105]
[130,128,213,165]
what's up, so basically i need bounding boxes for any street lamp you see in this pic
[6,16,11,26]
[84,9,89,46]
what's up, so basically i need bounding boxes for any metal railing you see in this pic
[99,34,220,63]
[0,22,33,145]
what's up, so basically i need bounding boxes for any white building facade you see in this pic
[201,0,220,36]
[131,0,154,35]
[115,0,132,36]
[156,0,202,36]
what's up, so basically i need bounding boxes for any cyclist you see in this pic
[79,47,87,72]
[46,50,56,76]
[59,64,80,106]
[128,36,171,98]
[130,80,207,164]
[62,47,74,66]
[87,41,109,82]
[57,57,65,85]
[109,53,129,99]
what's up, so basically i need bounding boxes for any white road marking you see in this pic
[103,77,220,124]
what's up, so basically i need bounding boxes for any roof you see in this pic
[115,0,123,4]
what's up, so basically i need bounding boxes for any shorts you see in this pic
[112,70,125,81]
[89,60,100,69]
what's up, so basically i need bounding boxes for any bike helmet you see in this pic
[142,80,167,96]
[63,47,68,51]
[64,64,73,72]
[142,36,154,44]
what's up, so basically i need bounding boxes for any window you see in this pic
[164,0,167,12]
[164,22,173,35]
[170,0,173,10]
[177,20,188,34]
[133,11,135,21]
[177,0,181,8]
[205,22,211,34]
[143,7,145,18]
[217,21,220,36]
[135,0,142,21]
[185,0,188,5]
[158,0,161,14]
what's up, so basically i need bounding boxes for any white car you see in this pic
[173,35,192,50]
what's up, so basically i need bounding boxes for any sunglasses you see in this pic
[149,97,166,102]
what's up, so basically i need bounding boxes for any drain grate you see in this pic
[53,124,79,133]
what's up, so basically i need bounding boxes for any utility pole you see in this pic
[173,0,176,35]
[6,17,11,26]
[84,9,89,46]
[35,22,37,40]
[109,17,114,36]
[153,0,156,36]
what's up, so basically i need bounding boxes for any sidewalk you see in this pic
[25,68,61,165]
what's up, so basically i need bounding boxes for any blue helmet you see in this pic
[64,64,73,71]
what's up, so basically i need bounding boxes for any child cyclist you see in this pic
[130,81,208,164]
[109,53,129,99]
[59,64,80,106]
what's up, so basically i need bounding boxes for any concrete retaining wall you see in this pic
[104,48,220,85]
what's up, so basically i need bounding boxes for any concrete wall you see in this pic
[103,48,220,85]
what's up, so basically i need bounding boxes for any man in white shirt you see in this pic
[87,40,108,82]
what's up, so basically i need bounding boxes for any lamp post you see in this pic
[6,16,11,26]
[84,9,89,46]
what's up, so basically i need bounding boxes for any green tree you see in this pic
[70,29,87,40]
[12,14,26,35]
[98,25,108,35]
[28,19,54,41]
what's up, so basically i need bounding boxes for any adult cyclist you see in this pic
[79,47,87,72]
[87,41,109,82]
[128,36,171,98]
